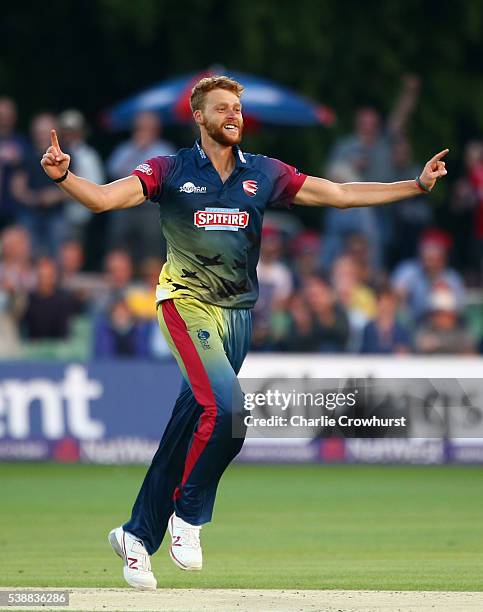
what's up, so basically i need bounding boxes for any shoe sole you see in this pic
[168,516,202,571]
[108,528,157,590]
[169,546,202,571]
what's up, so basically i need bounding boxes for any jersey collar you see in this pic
[194,140,247,169]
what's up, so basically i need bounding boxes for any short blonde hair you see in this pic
[190,76,244,112]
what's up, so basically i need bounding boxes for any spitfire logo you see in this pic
[242,180,258,197]
[194,207,249,232]
[135,163,153,175]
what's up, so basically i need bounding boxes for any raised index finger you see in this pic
[51,129,61,151]
[431,148,449,162]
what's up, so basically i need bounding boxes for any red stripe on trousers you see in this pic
[161,300,218,500]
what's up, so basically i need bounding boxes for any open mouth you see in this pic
[223,124,239,132]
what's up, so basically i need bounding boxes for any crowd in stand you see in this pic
[0,76,482,360]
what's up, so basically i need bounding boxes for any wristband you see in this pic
[415,176,431,193]
[53,169,69,184]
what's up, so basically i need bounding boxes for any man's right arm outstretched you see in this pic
[41,129,145,212]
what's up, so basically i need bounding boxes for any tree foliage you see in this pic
[1,0,482,174]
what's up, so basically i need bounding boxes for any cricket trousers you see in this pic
[123,297,252,555]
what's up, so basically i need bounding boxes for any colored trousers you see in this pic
[124,297,251,555]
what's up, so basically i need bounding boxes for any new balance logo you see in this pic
[172,536,181,547]
[128,557,139,569]
[179,182,207,194]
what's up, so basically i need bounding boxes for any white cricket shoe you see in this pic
[108,527,157,590]
[168,513,203,571]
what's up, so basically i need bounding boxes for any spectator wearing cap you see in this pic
[107,111,175,260]
[391,229,465,322]
[360,287,412,354]
[0,97,28,228]
[58,110,105,239]
[415,288,475,354]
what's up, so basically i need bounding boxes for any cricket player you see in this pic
[41,76,448,590]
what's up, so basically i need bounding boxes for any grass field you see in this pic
[1,463,483,592]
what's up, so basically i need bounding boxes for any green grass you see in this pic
[1,463,482,590]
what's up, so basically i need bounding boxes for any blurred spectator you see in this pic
[415,288,475,354]
[360,287,412,354]
[10,113,68,256]
[282,275,349,352]
[58,238,85,284]
[332,254,377,350]
[0,224,32,357]
[327,75,421,261]
[125,256,172,359]
[328,75,421,182]
[0,225,35,312]
[107,111,175,179]
[386,135,432,265]
[58,109,105,239]
[57,238,102,304]
[96,248,134,313]
[93,298,150,358]
[344,233,383,288]
[290,230,323,286]
[127,256,162,320]
[320,163,381,270]
[0,97,28,228]
[391,229,465,322]
[257,225,293,304]
[252,225,293,350]
[20,257,82,340]
[450,141,483,282]
[107,111,175,259]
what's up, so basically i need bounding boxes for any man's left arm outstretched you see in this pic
[294,149,448,208]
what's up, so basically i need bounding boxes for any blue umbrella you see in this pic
[105,70,335,130]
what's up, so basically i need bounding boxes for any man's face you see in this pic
[133,112,161,147]
[421,244,446,275]
[195,89,243,146]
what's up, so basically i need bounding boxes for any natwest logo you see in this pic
[179,181,207,194]
[194,207,249,232]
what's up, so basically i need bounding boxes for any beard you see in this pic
[203,117,243,146]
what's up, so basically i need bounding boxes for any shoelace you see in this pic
[129,536,152,571]
[177,524,201,549]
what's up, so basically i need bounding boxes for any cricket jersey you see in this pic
[132,140,307,309]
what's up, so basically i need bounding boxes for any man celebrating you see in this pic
[41,76,448,590]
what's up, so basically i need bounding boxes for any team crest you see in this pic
[242,180,258,197]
